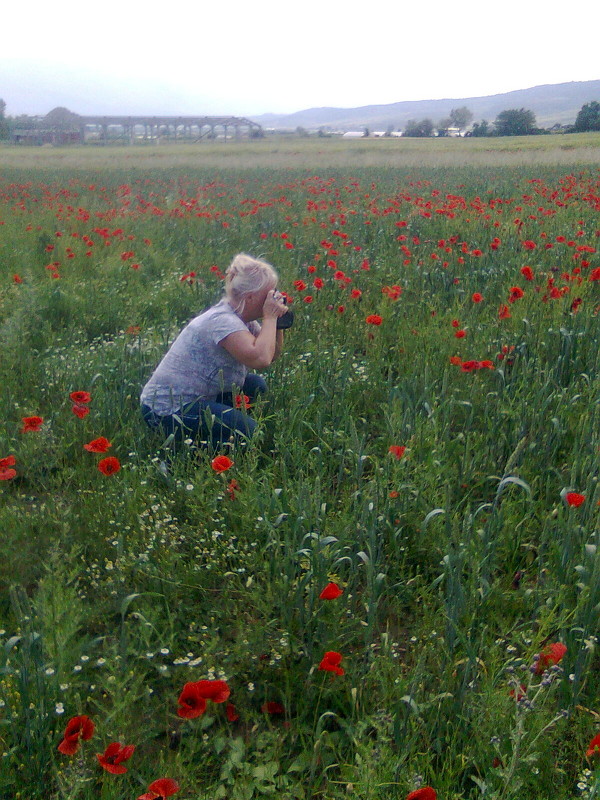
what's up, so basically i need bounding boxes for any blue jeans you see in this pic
[141,374,267,448]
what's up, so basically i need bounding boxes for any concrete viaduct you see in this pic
[79,115,262,142]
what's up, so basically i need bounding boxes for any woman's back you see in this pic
[140,299,259,415]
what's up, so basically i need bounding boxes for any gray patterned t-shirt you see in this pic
[140,299,260,415]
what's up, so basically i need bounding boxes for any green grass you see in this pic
[0,156,599,800]
[2,130,600,171]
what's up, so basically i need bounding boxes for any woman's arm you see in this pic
[221,318,278,369]
[220,290,286,369]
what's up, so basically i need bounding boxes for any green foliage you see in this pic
[0,98,8,140]
[574,100,600,132]
[403,118,434,137]
[493,108,538,136]
[468,119,489,137]
[449,106,474,130]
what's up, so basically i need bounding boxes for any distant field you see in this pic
[2,131,600,170]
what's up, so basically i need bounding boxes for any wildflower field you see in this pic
[0,139,599,800]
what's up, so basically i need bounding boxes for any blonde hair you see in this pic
[225,253,278,312]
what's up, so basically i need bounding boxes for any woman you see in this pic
[141,253,289,447]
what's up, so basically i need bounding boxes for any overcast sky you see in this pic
[2,0,599,117]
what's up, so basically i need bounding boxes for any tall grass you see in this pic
[0,158,598,799]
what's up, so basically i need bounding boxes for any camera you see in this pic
[276,295,294,329]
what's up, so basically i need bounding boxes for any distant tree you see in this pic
[384,123,394,137]
[449,106,474,131]
[467,119,490,137]
[295,126,309,138]
[573,100,600,132]
[45,107,81,130]
[0,99,8,139]
[494,108,537,136]
[363,127,370,137]
[437,117,452,137]
[404,118,434,137]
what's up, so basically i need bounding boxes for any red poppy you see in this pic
[498,304,511,319]
[365,314,382,325]
[177,683,208,718]
[72,404,90,419]
[313,278,324,289]
[534,642,567,674]
[319,582,343,600]
[13,274,23,284]
[194,679,231,704]
[318,651,344,676]
[509,683,527,700]
[471,292,484,303]
[461,360,480,372]
[451,319,460,328]
[388,445,406,460]
[84,437,111,453]
[97,457,121,476]
[21,416,44,433]
[96,742,135,774]
[350,288,362,298]
[406,788,437,800]
[211,455,233,473]
[226,703,240,722]
[261,701,285,714]
[57,715,95,755]
[234,394,251,410]
[226,478,240,500]
[449,356,462,366]
[454,329,466,338]
[508,286,524,303]
[70,391,91,404]
[565,492,585,507]
[382,284,402,300]
[293,280,307,291]
[137,778,180,800]
[0,454,17,481]
[522,240,537,250]
[304,295,314,303]
[521,266,534,281]
[586,733,600,758]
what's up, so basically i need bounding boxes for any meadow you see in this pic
[0,136,599,800]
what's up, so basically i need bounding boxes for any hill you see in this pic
[252,80,600,130]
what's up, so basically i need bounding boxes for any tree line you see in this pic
[402,101,600,137]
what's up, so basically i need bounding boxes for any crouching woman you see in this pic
[140,253,289,447]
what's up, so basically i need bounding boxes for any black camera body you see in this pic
[276,295,294,329]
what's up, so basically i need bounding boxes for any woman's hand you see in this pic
[262,290,288,320]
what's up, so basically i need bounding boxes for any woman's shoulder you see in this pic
[189,299,231,324]
[190,299,248,340]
